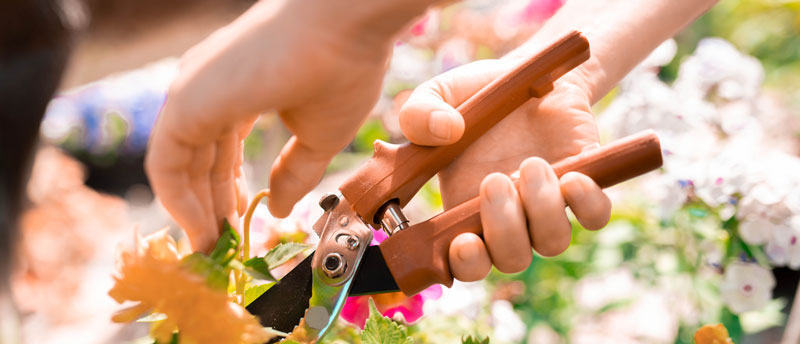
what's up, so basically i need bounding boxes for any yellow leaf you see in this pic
[109,229,273,344]
[694,324,734,344]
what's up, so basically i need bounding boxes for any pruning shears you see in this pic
[246,30,663,343]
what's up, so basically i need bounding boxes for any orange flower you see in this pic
[109,229,272,344]
[694,324,734,344]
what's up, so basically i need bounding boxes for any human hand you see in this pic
[398,58,612,281]
[146,0,439,251]
[398,0,718,281]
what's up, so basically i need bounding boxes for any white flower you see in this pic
[527,324,563,344]
[642,39,677,68]
[423,280,485,319]
[388,44,434,84]
[570,291,679,343]
[735,152,800,221]
[674,38,764,102]
[574,269,636,311]
[433,38,474,74]
[720,262,775,314]
[692,148,749,207]
[738,217,781,245]
[642,175,690,219]
[764,217,800,269]
[490,300,526,343]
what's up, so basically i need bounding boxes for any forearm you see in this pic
[509,0,718,103]
[166,0,444,125]
[292,0,445,48]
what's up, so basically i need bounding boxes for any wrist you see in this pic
[509,0,717,104]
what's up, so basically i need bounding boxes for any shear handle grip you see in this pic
[339,30,590,225]
[379,130,663,295]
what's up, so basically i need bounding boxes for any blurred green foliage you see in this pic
[353,119,392,153]
[663,0,800,92]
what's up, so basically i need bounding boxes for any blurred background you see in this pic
[5,0,800,343]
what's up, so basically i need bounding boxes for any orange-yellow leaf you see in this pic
[694,324,734,344]
[109,229,272,344]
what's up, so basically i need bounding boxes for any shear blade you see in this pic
[246,254,313,334]
[246,246,399,334]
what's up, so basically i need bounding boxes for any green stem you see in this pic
[235,189,271,306]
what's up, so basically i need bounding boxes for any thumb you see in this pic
[268,136,331,217]
[399,59,508,146]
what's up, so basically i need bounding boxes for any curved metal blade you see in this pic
[246,254,313,334]
[350,245,399,295]
[246,246,400,335]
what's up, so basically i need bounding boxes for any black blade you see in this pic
[246,246,400,335]
[350,245,400,295]
[246,253,313,334]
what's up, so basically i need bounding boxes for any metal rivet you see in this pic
[305,306,329,330]
[338,215,349,227]
[318,193,339,212]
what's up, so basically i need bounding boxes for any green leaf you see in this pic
[181,253,229,291]
[721,308,743,343]
[462,335,490,344]
[244,257,277,281]
[243,243,310,281]
[263,243,311,269]
[362,298,413,344]
[153,332,179,344]
[244,282,274,307]
[353,119,390,153]
[740,298,787,334]
[209,219,241,265]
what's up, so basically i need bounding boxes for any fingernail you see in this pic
[429,110,453,141]
[564,175,586,202]
[486,176,511,206]
[520,159,547,187]
[457,242,479,262]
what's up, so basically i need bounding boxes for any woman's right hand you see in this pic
[146,0,443,252]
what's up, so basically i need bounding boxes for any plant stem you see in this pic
[236,189,271,306]
[243,189,271,263]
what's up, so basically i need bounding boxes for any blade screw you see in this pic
[322,253,346,278]
[336,234,360,250]
[345,236,359,250]
[338,215,349,227]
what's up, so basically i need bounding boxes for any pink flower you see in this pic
[340,229,442,328]
[409,15,430,37]
[519,0,565,23]
[340,285,442,329]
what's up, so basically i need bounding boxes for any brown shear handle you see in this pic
[379,130,663,295]
[340,30,590,225]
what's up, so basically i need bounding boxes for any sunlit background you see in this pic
[7,0,800,343]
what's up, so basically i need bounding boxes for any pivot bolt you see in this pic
[322,253,346,278]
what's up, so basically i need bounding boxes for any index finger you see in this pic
[146,129,218,252]
[398,59,508,146]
